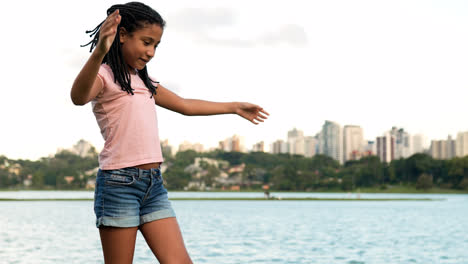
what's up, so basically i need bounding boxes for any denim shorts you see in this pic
[94,166,176,228]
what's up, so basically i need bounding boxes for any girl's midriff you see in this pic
[135,162,161,170]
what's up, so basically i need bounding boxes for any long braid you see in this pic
[81,2,165,97]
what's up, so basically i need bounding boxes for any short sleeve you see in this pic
[95,64,113,98]
[97,64,112,87]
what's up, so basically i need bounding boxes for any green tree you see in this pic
[459,177,468,190]
[446,156,468,189]
[416,173,433,190]
[174,150,199,168]
[405,153,434,183]
[351,156,384,187]
[164,166,191,190]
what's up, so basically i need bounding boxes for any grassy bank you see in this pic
[0,197,443,202]
[0,186,466,194]
[354,186,468,194]
[168,186,468,194]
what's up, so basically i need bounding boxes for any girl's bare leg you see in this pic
[99,226,139,264]
[139,217,193,264]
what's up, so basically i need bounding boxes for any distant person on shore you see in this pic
[70,2,268,263]
[263,185,271,199]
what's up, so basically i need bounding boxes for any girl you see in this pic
[70,2,268,264]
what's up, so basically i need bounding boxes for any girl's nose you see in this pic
[147,48,155,58]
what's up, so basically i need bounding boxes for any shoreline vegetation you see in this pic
[0,197,444,202]
[2,144,468,194]
[0,186,467,194]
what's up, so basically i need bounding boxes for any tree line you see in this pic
[0,150,99,189]
[163,150,468,191]
[1,148,468,191]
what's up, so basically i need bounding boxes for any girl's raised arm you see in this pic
[70,10,121,105]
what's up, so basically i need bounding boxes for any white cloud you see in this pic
[168,7,236,31]
[1,0,468,160]
[259,24,308,46]
[167,7,308,47]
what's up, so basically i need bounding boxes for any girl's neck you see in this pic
[126,64,138,75]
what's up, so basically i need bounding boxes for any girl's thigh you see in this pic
[139,217,192,264]
[99,226,139,264]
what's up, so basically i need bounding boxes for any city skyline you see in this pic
[7,120,468,162]
[1,0,467,160]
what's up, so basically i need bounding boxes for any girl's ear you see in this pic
[119,27,128,44]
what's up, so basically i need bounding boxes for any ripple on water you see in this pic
[2,197,468,264]
[270,258,284,263]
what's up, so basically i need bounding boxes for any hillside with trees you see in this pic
[1,144,468,192]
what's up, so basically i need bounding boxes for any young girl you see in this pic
[71,2,268,263]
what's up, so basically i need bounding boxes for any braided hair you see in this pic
[82,2,166,97]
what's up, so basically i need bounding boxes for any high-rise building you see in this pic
[271,139,288,154]
[389,127,412,159]
[319,120,343,164]
[288,128,304,139]
[290,137,305,155]
[231,135,242,152]
[363,140,376,156]
[219,135,246,152]
[430,140,447,159]
[252,141,265,152]
[218,141,226,151]
[71,139,95,158]
[412,134,426,154]
[179,141,204,152]
[447,135,456,159]
[304,136,317,158]
[287,128,305,155]
[343,125,364,162]
[376,133,395,163]
[429,136,455,160]
[456,131,468,157]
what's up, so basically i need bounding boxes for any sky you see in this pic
[1,0,467,160]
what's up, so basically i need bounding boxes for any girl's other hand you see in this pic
[95,9,121,56]
[236,102,269,125]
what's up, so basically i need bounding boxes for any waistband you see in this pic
[106,166,161,178]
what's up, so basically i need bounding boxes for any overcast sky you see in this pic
[1,0,467,160]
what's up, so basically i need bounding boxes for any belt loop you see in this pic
[138,168,143,179]
[151,168,158,179]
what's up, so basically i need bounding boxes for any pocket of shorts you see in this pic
[104,172,135,186]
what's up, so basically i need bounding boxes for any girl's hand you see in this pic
[235,102,269,125]
[95,10,121,56]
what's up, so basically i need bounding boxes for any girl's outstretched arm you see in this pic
[154,84,269,124]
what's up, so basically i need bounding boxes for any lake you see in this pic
[1,191,467,263]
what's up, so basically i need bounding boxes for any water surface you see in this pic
[1,192,467,263]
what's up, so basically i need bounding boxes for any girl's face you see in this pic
[119,23,163,72]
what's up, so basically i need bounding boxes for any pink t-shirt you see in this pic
[91,64,164,170]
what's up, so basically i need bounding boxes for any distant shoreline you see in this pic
[0,197,443,202]
[0,186,467,194]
